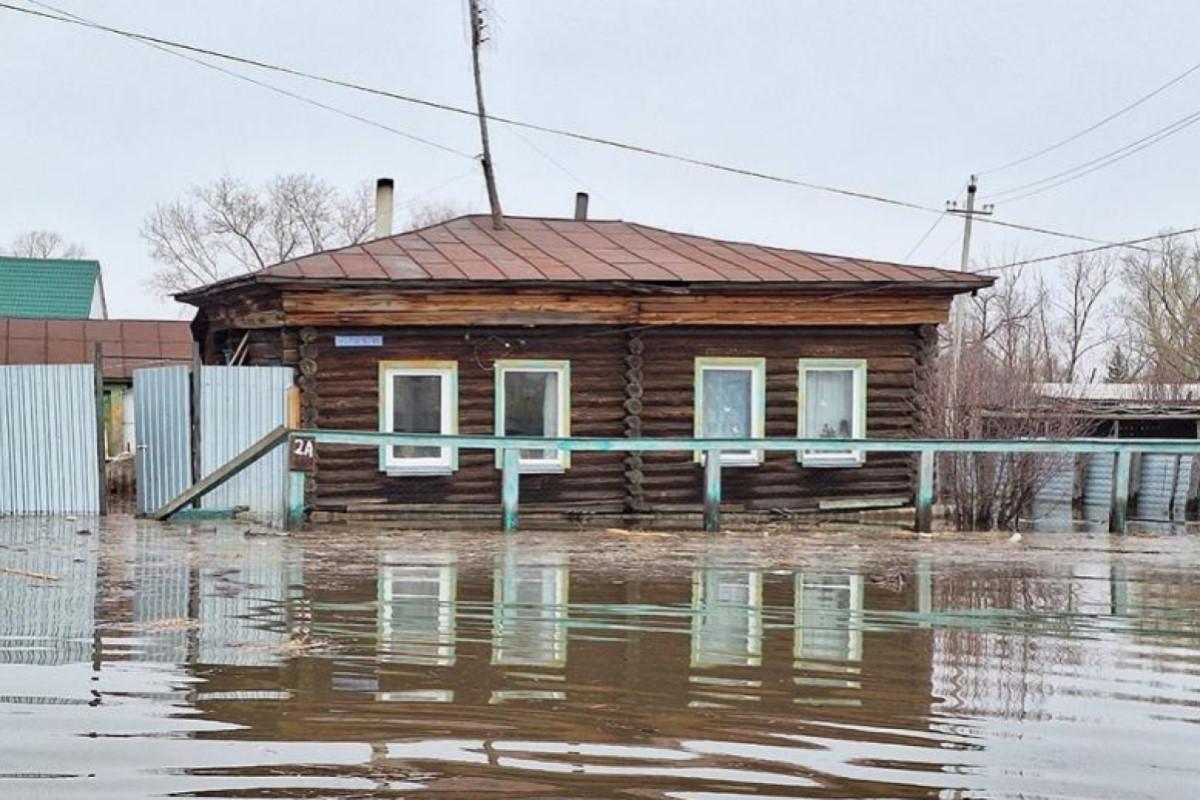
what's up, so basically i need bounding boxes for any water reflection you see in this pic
[690,568,763,668]
[491,544,568,669]
[5,521,1200,798]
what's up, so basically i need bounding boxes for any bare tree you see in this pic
[1052,252,1115,382]
[1119,233,1200,381]
[5,230,86,259]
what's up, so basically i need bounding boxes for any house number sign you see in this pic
[334,335,383,347]
[290,437,316,472]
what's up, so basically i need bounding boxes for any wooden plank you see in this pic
[703,449,721,532]
[93,344,108,516]
[1111,449,1133,534]
[501,447,519,532]
[151,425,289,521]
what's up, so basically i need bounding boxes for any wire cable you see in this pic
[981,57,1200,175]
[0,1,1157,255]
[978,224,1200,275]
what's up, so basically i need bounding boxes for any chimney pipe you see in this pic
[574,192,589,221]
[375,178,395,238]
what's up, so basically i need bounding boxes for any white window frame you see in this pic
[797,358,867,468]
[378,360,458,476]
[693,357,766,467]
[494,360,571,473]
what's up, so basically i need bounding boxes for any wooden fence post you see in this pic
[502,447,519,533]
[703,449,721,532]
[915,449,934,532]
[1110,449,1133,534]
[93,344,108,517]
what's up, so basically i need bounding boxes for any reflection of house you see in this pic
[378,555,457,667]
[691,569,763,668]
[795,573,863,663]
[492,551,568,668]
[180,199,990,525]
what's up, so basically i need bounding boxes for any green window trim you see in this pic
[796,358,867,468]
[493,359,572,473]
[378,360,459,475]
[693,356,767,467]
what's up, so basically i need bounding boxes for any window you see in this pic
[494,360,570,472]
[797,359,866,467]
[379,361,458,475]
[694,357,766,466]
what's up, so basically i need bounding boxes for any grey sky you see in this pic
[4,1,1200,319]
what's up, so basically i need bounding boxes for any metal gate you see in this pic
[134,366,192,515]
[134,365,293,519]
[1133,454,1195,521]
[0,364,99,514]
[198,366,293,520]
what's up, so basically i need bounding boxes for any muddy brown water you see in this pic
[2,517,1200,798]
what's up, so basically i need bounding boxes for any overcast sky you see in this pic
[4,1,1200,319]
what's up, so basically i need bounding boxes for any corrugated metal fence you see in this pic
[134,365,192,515]
[199,366,293,521]
[133,365,293,521]
[0,365,99,514]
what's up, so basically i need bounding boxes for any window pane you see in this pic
[805,370,855,444]
[504,371,559,461]
[393,374,443,460]
[702,369,753,456]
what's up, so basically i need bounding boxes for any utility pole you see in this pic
[468,0,504,230]
[945,175,994,359]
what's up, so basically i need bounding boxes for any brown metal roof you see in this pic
[0,318,194,380]
[179,216,993,298]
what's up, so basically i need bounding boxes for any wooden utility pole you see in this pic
[468,0,504,229]
[945,175,994,358]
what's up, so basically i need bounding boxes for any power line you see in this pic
[21,0,475,159]
[903,212,946,261]
[981,56,1200,175]
[988,106,1200,204]
[0,1,1155,255]
[978,224,1200,274]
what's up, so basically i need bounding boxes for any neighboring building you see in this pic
[0,318,194,455]
[178,210,991,525]
[0,256,109,319]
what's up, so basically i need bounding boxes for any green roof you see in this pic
[0,256,100,318]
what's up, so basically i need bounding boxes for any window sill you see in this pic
[800,458,864,469]
[508,463,567,475]
[384,467,456,477]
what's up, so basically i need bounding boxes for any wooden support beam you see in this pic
[703,449,721,532]
[151,425,289,521]
[915,449,934,532]
[93,344,108,517]
[1110,449,1133,534]
[501,447,519,533]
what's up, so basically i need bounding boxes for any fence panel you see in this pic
[199,366,293,520]
[0,365,98,514]
[133,366,192,515]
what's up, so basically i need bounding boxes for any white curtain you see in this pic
[805,370,854,439]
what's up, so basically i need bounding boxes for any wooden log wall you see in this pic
[638,326,925,514]
[311,327,628,518]
[197,314,932,522]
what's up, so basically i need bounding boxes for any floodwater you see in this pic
[3,519,1200,798]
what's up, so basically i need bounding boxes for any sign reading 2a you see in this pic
[290,437,316,472]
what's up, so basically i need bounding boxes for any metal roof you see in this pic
[0,257,101,318]
[0,318,194,380]
[179,215,993,298]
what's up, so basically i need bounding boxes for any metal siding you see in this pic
[1081,452,1115,522]
[1134,454,1185,521]
[133,366,192,515]
[0,365,98,514]
[200,366,293,519]
[1031,457,1075,525]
